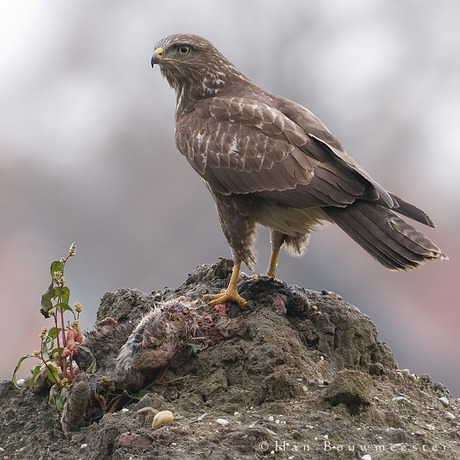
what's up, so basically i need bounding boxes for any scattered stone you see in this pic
[152,410,174,428]
[137,406,157,415]
[439,396,449,407]
[321,289,343,299]
[196,412,208,422]
[118,432,152,449]
[324,370,373,414]
[216,418,230,426]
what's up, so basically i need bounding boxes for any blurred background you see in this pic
[1,0,459,395]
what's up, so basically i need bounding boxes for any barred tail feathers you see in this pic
[324,202,447,271]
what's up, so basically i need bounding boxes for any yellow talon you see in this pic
[205,289,247,308]
[204,261,247,308]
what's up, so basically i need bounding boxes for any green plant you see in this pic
[12,242,83,402]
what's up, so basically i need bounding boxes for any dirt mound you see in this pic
[1,259,459,459]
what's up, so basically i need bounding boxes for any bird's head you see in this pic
[151,34,250,102]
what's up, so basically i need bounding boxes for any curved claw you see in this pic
[204,289,247,309]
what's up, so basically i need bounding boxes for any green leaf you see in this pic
[29,364,43,388]
[41,337,49,356]
[12,354,32,388]
[55,302,72,314]
[46,363,60,386]
[40,283,55,318]
[122,388,151,401]
[48,327,60,340]
[55,388,67,412]
[60,286,70,305]
[50,260,63,276]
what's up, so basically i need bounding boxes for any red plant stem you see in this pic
[53,312,66,379]
[59,304,68,379]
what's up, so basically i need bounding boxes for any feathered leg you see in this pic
[266,230,286,278]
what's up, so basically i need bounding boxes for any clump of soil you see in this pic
[1,259,459,459]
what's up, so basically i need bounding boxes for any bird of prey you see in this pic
[151,34,447,307]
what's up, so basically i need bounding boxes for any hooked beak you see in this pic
[151,47,164,68]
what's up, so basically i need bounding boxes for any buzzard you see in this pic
[151,34,447,307]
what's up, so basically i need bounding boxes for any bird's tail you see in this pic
[324,201,448,270]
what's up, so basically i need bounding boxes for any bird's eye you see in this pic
[177,45,191,55]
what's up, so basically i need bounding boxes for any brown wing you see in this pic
[175,93,390,209]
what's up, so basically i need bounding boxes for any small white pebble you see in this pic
[401,368,411,376]
[16,378,26,387]
[80,443,88,449]
[216,418,229,426]
[446,411,456,421]
[439,396,449,407]
[121,408,129,413]
[425,424,436,431]
[267,415,274,422]
[137,406,157,415]
[233,411,240,416]
[362,455,372,460]
[152,410,174,428]
[0,447,5,453]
